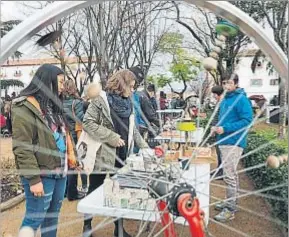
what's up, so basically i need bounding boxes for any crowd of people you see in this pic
[12,64,160,237]
[10,63,256,236]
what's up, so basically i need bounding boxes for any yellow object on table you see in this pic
[176,121,196,132]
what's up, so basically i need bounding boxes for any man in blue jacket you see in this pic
[212,74,253,222]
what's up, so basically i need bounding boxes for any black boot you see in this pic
[83,218,92,237]
[114,220,132,237]
[68,192,86,201]
[210,169,223,180]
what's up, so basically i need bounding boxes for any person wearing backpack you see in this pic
[63,80,87,200]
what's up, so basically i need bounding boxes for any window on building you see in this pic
[14,70,22,77]
[269,79,279,86]
[250,79,263,86]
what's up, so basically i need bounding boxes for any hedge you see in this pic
[243,131,288,225]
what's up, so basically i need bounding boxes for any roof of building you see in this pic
[1,56,94,67]
[1,49,264,67]
[237,49,265,57]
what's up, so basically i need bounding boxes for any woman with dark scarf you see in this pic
[12,64,79,237]
[106,69,148,168]
[107,70,148,237]
[82,70,148,237]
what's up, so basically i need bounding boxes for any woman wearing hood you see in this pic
[12,64,79,237]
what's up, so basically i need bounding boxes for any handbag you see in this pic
[72,100,83,139]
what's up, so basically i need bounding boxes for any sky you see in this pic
[1,1,274,56]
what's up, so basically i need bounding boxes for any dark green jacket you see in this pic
[12,96,77,186]
[63,96,84,143]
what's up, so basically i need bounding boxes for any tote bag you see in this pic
[76,91,109,175]
[76,130,102,175]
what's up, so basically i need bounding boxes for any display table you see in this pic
[156,109,183,124]
[154,128,204,144]
[156,109,183,114]
[77,164,211,236]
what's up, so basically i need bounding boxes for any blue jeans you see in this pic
[21,176,66,237]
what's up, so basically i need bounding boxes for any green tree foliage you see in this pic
[1,20,22,58]
[0,79,24,90]
[248,1,288,138]
[149,32,201,97]
[0,20,21,37]
[171,2,267,84]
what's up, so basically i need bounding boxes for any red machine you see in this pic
[148,173,206,237]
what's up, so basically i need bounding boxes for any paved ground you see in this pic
[0,136,286,237]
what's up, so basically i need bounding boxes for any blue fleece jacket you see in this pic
[132,91,145,127]
[217,88,253,149]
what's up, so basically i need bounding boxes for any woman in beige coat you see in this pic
[82,72,148,237]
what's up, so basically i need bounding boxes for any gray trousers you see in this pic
[219,145,243,212]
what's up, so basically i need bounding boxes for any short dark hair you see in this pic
[147,84,156,92]
[226,73,239,85]
[211,86,224,96]
[128,66,144,85]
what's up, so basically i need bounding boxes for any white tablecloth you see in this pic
[154,128,204,144]
[77,164,210,226]
[156,109,183,114]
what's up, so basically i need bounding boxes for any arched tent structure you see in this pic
[0,1,288,86]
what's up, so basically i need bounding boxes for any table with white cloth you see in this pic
[77,163,211,237]
[153,128,204,145]
[156,109,183,124]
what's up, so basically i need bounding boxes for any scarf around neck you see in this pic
[107,93,132,118]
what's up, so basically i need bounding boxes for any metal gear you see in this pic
[166,183,196,216]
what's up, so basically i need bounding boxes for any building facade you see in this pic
[0,57,97,98]
[0,50,279,102]
[235,49,279,101]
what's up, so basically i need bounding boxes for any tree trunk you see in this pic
[278,78,287,139]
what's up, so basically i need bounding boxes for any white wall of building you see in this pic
[1,54,280,102]
[1,65,35,96]
[0,62,100,97]
[235,56,279,101]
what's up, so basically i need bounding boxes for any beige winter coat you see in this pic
[82,92,147,172]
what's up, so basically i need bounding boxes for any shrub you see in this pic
[244,131,288,225]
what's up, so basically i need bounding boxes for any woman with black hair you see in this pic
[12,64,79,237]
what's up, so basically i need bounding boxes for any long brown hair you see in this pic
[106,69,136,96]
[62,80,80,98]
